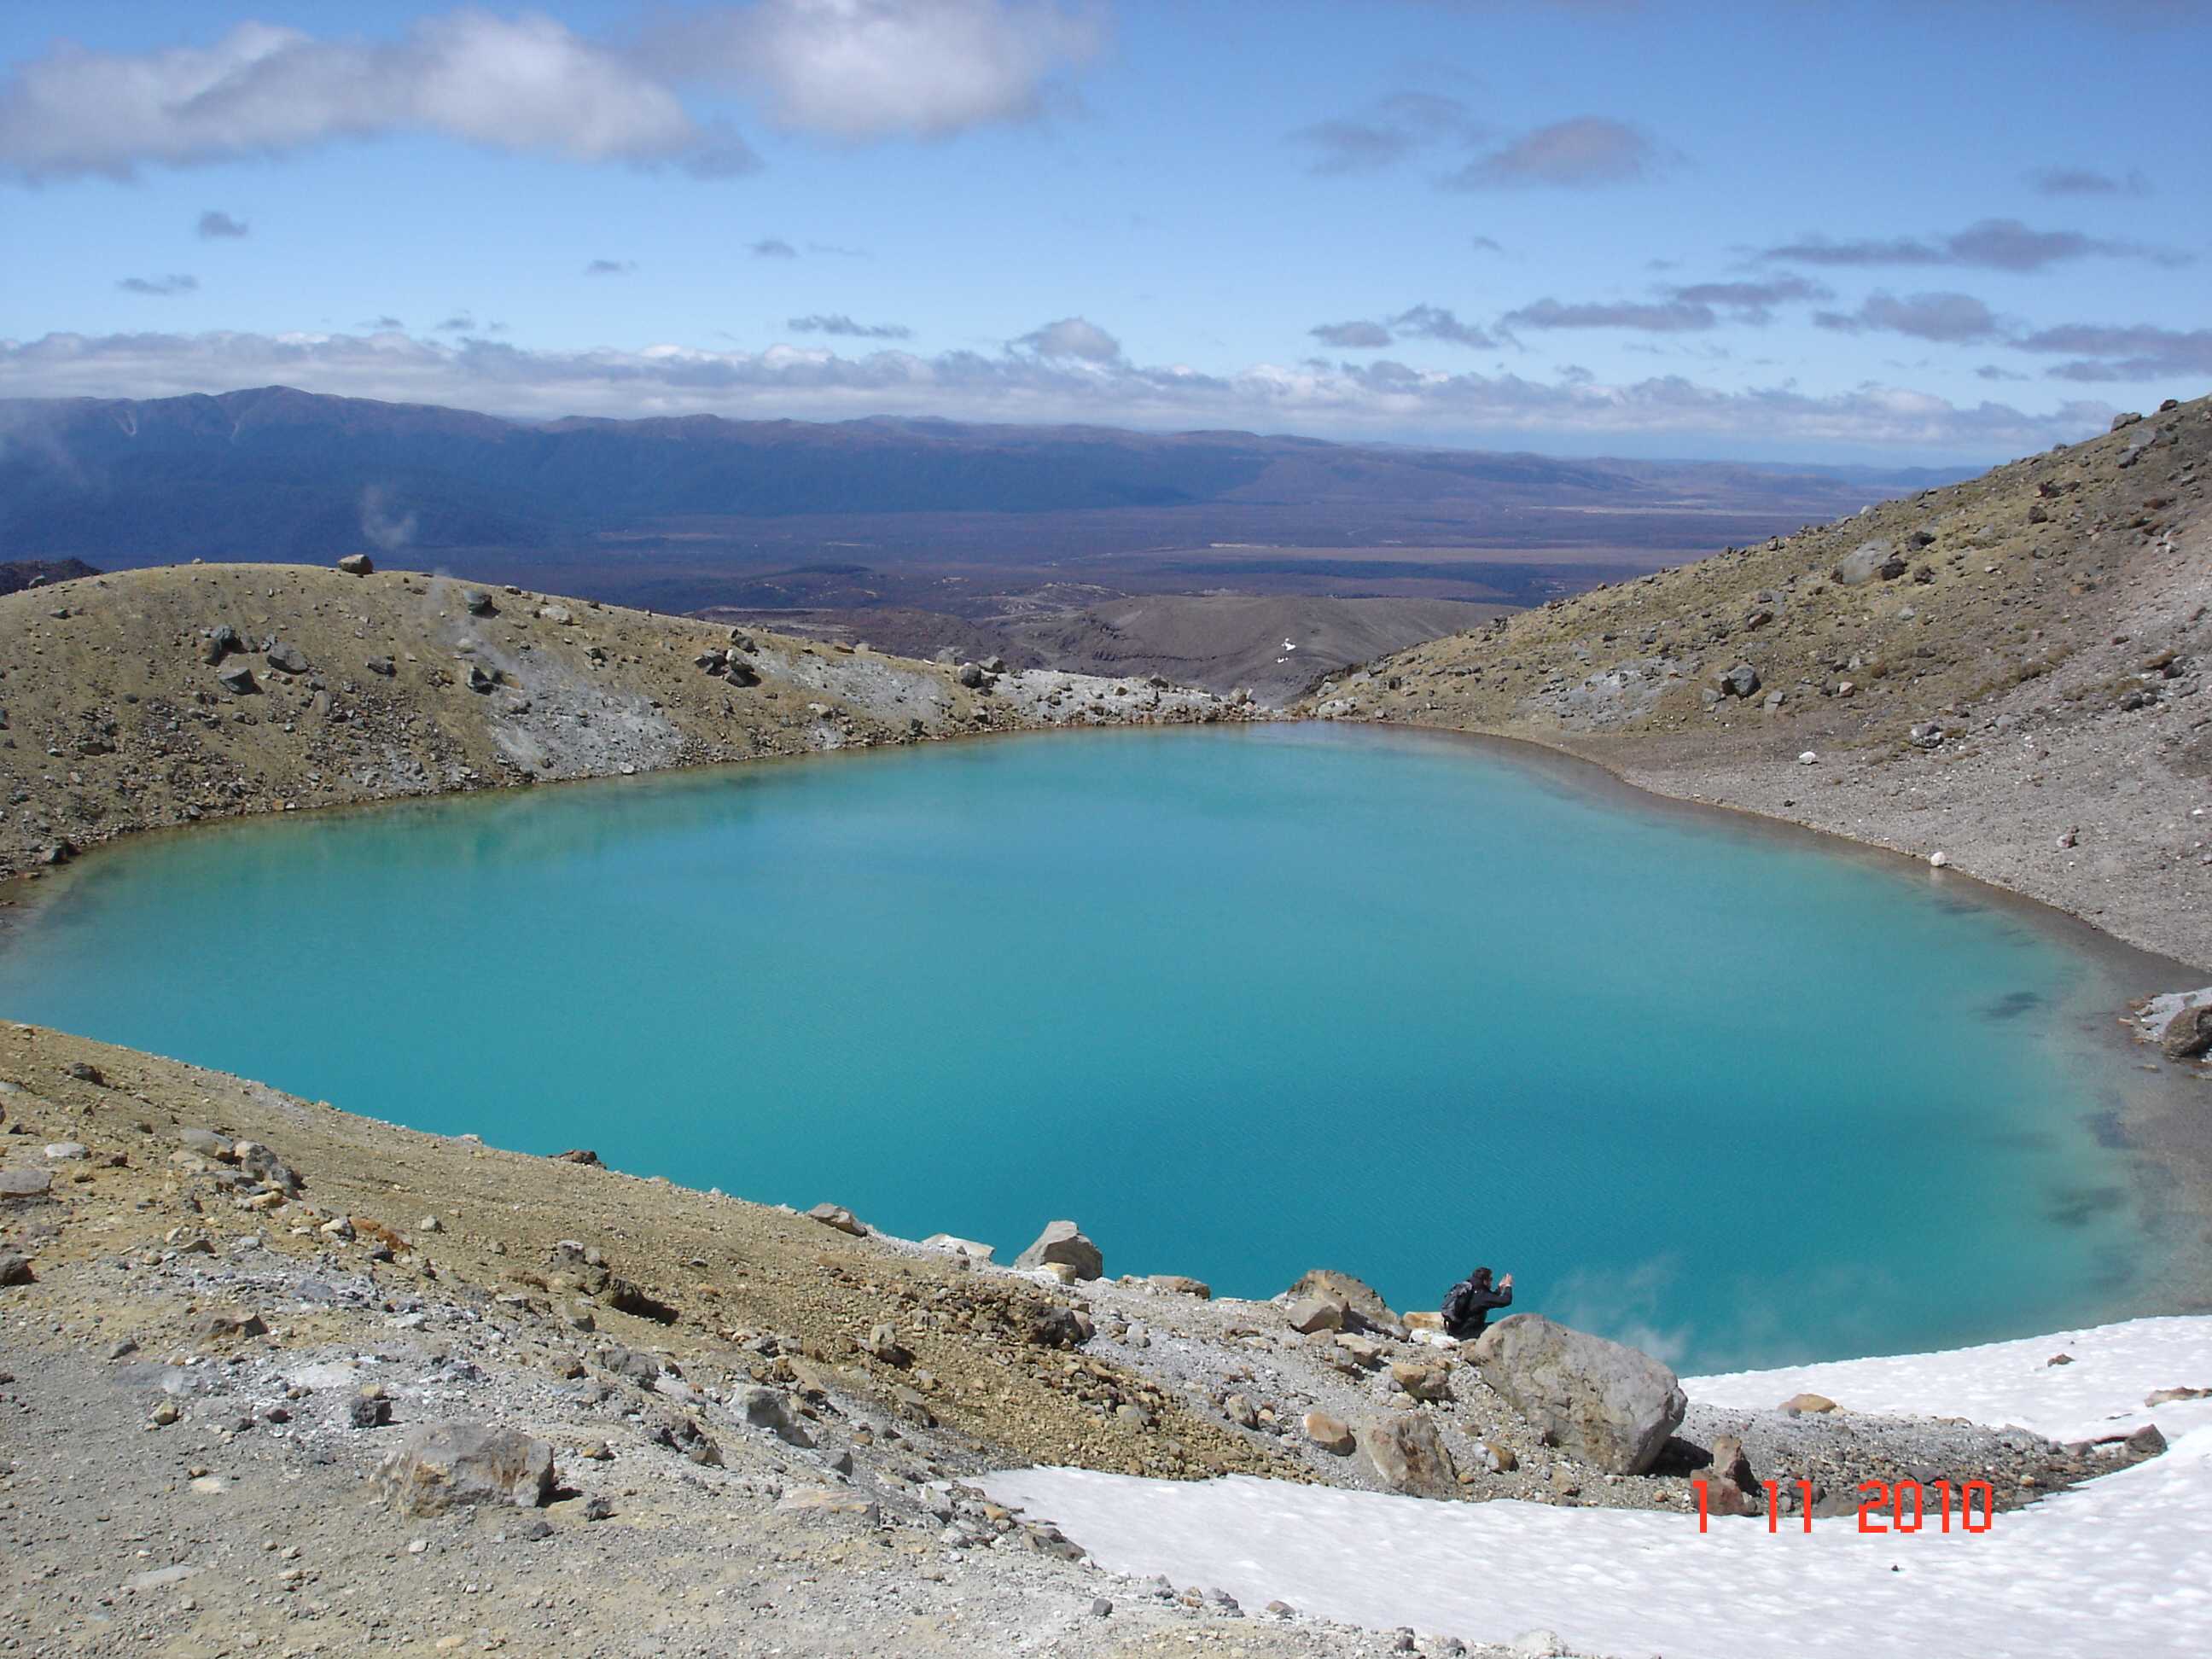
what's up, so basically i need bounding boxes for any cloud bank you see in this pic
[0,324,2132,458]
[0,3,1103,183]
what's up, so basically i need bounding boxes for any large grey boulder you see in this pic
[1014,1220,1102,1280]
[1467,1314,1686,1476]
[372,1423,555,1515]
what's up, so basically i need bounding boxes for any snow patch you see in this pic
[984,1317,2212,1657]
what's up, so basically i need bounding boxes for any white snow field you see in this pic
[984,1318,2212,1657]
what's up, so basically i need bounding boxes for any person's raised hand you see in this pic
[1499,1273,1514,1288]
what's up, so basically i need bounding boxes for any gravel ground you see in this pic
[2,1025,2167,1658]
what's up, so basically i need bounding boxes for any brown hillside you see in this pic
[0,562,1247,881]
[1304,395,2212,967]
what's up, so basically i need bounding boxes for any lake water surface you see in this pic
[0,724,2189,1371]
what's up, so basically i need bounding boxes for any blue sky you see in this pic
[1,1,2206,462]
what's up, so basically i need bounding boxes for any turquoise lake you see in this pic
[0,724,2186,1371]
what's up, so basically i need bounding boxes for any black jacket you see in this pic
[1441,1276,1511,1340]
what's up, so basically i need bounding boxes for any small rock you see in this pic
[337,554,374,576]
[922,1233,995,1262]
[806,1202,868,1237]
[1286,1294,1348,1335]
[1301,1411,1355,1454]
[0,1250,35,1286]
[1147,1274,1211,1299]
[1390,1362,1452,1402]
[1780,1392,1838,1415]
[1356,1413,1458,1496]
[2160,1004,2212,1062]
[774,1487,881,1524]
[42,1141,88,1161]
[1928,851,1949,869]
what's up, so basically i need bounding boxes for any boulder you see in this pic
[1286,1269,1396,1328]
[736,1385,814,1447]
[337,553,374,576]
[1833,539,1906,585]
[1779,1392,1837,1416]
[1301,1411,1354,1454]
[1356,1414,1458,1497]
[1467,1314,1687,1476]
[216,664,258,695]
[1015,1220,1102,1280]
[955,662,987,689]
[0,1168,54,1198]
[266,643,310,675]
[0,1249,33,1286]
[373,1423,555,1515]
[2111,410,2143,431]
[1718,662,1761,698]
[2161,1004,2212,1062]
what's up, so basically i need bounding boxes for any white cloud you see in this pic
[1015,316,1121,361]
[0,14,717,182]
[0,326,2124,458]
[643,0,1106,141]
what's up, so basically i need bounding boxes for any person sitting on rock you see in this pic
[1441,1266,1513,1340]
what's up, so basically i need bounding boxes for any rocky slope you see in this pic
[1305,394,2212,969]
[0,562,1253,882]
[2,1023,2155,1657]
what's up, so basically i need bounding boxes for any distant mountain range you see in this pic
[0,387,1969,611]
[0,557,97,597]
